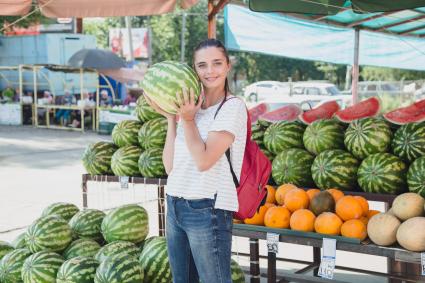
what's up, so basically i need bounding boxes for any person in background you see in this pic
[99,90,113,107]
[123,91,137,105]
[37,91,53,123]
[55,90,75,125]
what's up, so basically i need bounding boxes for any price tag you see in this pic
[421,253,425,275]
[266,233,279,254]
[120,176,129,189]
[318,238,336,280]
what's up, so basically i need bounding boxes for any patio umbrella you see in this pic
[68,49,126,69]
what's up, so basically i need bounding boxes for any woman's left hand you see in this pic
[176,87,203,122]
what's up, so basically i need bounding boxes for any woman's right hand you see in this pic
[144,94,176,120]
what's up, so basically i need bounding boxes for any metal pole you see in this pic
[181,12,186,63]
[147,17,153,66]
[352,28,360,104]
[208,0,216,39]
[125,16,134,62]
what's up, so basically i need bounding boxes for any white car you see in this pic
[243,81,290,102]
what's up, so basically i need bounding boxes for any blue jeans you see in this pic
[166,195,233,283]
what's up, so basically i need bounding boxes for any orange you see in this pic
[284,188,310,212]
[354,196,369,216]
[290,209,316,232]
[264,206,291,229]
[359,216,369,226]
[265,185,276,204]
[341,219,367,241]
[275,184,297,205]
[326,188,345,203]
[314,212,343,235]
[335,196,364,221]
[306,189,320,201]
[244,203,275,226]
[367,209,381,220]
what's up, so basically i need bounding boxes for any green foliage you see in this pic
[0,9,47,33]
[361,66,425,81]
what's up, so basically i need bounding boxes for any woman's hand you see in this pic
[144,94,176,120]
[176,88,203,122]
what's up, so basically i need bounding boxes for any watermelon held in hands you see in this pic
[299,100,340,124]
[383,99,425,125]
[140,61,201,115]
[335,97,380,123]
[259,104,302,122]
[248,103,268,123]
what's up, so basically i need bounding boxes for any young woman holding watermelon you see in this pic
[145,39,247,283]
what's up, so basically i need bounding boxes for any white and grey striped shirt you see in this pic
[166,96,247,211]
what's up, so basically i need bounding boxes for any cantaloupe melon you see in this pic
[396,217,425,252]
[367,213,400,246]
[391,193,424,221]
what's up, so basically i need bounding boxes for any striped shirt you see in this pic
[166,95,247,211]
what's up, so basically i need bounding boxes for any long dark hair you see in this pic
[193,38,231,97]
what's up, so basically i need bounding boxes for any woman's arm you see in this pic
[163,117,177,174]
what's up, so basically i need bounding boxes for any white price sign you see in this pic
[120,176,129,189]
[318,238,336,280]
[266,233,279,254]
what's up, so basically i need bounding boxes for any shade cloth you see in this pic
[0,0,31,16]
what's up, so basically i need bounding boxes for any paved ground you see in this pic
[0,125,388,282]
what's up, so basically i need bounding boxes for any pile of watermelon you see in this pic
[256,97,425,196]
[82,94,169,178]
[0,202,246,282]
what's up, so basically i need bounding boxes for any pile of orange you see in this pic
[241,184,381,241]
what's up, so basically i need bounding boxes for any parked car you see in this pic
[243,81,290,102]
[292,82,342,96]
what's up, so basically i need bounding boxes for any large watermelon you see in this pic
[11,233,27,249]
[392,122,425,163]
[140,61,201,115]
[63,239,101,260]
[357,153,407,194]
[21,251,64,283]
[57,256,99,283]
[95,241,140,262]
[111,120,143,147]
[101,204,149,244]
[94,253,144,283]
[69,209,106,241]
[139,236,171,283]
[311,149,359,191]
[82,142,118,175]
[138,148,166,178]
[138,117,168,149]
[111,145,143,177]
[407,156,425,197]
[303,119,344,155]
[0,241,13,261]
[25,215,73,253]
[252,120,272,147]
[0,248,32,283]
[272,148,315,187]
[344,118,392,160]
[231,259,245,283]
[263,121,305,154]
[41,202,80,221]
[135,95,162,122]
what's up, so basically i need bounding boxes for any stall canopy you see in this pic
[0,0,199,17]
[224,4,425,71]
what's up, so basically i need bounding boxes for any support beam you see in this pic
[375,14,425,32]
[208,0,230,39]
[346,11,397,28]
[76,18,83,33]
[352,28,360,105]
[398,24,425,35]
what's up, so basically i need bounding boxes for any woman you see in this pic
[146,39,247,283]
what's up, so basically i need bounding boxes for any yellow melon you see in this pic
[367,213,400,246]
[391,193,425,221]
[396,217,425,252]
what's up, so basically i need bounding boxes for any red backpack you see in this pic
[215,98,272,220]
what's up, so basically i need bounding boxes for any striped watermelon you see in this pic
[303,119,344,155]
[69,209,106,241]
[139,236,171,283]
[57,256,99,283]
[263,121,306,154]
[0,241,13,261]
[407,157,425,197]
[231,259,245,283]
[344,118,392,160]
[392,122,425,163]
[42,202,80,221]
[111,120,143,147]
[82,142,118,175]
[357,153,407,194]
[0,248,32,283]
[21,251,64,283]
[94,253,144,283]
[272,148,315,187]
[111,145,143,177]
[101,204,149,244]
[63,239,101,260]
[311,149,359,191]
[138,148,166,178]
[135,95,162,122]
[12,233,27,249]
[138,117,167,149]
[25,215,73,253]
[138,236,156,252]
[95,241,140,262]
[141,61,201,115]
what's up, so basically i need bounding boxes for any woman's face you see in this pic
[194,47,230,90]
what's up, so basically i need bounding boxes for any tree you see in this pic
[0,9,47,34]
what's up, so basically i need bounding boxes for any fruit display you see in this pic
[407,156,425,197]
[383,99,425,125]
[134,95,162,122]
[272,148,314,187]
[335,97,380,123]
[111,120,143,147]
[82,142,118,175]
[264,121,305,154]
[111,145,143,177]
[259,104,302,122]
[138,117,167,149]
[303,119,345,155]
[391,122,425,163]
[299,100,340,124]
